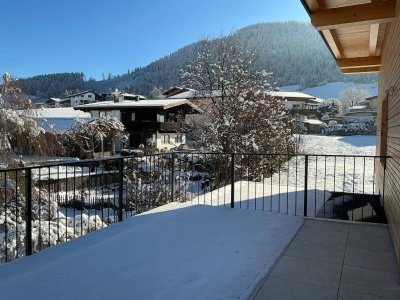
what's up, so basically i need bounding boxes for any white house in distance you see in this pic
[74,97,202,150]
[342,95,377,123]
[61,91,104,107]
[267,91,322,112]
[163,86,321,113]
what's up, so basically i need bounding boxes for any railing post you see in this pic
[304,155,308,217]
[171,152,175,202]
[118,158,124,222]
[230,153,235,208]
[25,168,33,256]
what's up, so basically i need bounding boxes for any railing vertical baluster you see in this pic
[304,155,308,217]
[118,158,124,222]
[230,153,235,208]
[171,152,175,203]
[25,168,33,257]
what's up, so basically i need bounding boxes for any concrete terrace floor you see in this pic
[251,219,400,300]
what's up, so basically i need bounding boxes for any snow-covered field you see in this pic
[298,134,376,156]
[254,135,379,196]
[0,203,303,300]
[184,135,378,216]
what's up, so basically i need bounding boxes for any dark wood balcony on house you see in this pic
[124,121,181,132]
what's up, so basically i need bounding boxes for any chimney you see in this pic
[112,88,120,103]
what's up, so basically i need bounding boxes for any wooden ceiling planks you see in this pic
[302,0,397,73]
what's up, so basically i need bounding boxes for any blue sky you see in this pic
[1,0,310,79]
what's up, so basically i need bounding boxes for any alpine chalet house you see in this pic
[164,86,321,115]
[342,95,378,122]
[74,96,201,150]
[267,90,322,115]
[301,0,400,280]
[61,90,103,107]
[101,91,147,102]
[42,97,62,108]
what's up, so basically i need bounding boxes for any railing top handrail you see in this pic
[0,152,391,173]
[172,151,392,159]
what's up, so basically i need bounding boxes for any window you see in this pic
[292,104,300,110]
[131,113,136,121]
[175,134,183,143]
[158,114,165,123]
[81,95,84,97]
[163,134,170,144]
[100,111,107,117]
[88,95,92,98]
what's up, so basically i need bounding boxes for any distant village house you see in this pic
[74,97,202,151]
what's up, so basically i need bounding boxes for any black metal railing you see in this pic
[0,152,389,264]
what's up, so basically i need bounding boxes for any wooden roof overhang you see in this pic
[301,0,397,73]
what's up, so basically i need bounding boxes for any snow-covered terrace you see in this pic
[0,135,397,299]
[0,203,304,299]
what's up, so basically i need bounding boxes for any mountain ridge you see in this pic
[16,22,377,99]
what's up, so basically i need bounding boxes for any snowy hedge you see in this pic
[0,177,107,263]
[322,120,375,136]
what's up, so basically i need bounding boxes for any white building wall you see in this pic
[156,132,186,150]
[70,92,97,107]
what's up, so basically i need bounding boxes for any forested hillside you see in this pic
[16,22,377,99]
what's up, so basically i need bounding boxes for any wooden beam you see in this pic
[322,29,342,59]
[311,0,396,30]
[340,66,380,74]
[304,0,321,11]
[337,56,381,69]
[369,23,380,55]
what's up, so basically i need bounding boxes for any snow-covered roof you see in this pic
[268,91,316,100]
[65,90,102,98]
[23,107,91,119]
[303,119,324,125]
[75,99,202,113]
[168,90,222,99]
[348,105,368,110]
[120,93,146,100]
[162,86,196,97]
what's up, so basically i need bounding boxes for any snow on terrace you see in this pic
[0,203,303,300]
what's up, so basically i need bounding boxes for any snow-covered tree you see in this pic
[149,87,166,99]
[0,73,58,159]
[64,117,125,156]
[339,86,370,115]
[316,98,339,119]
[181,34,295,180]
